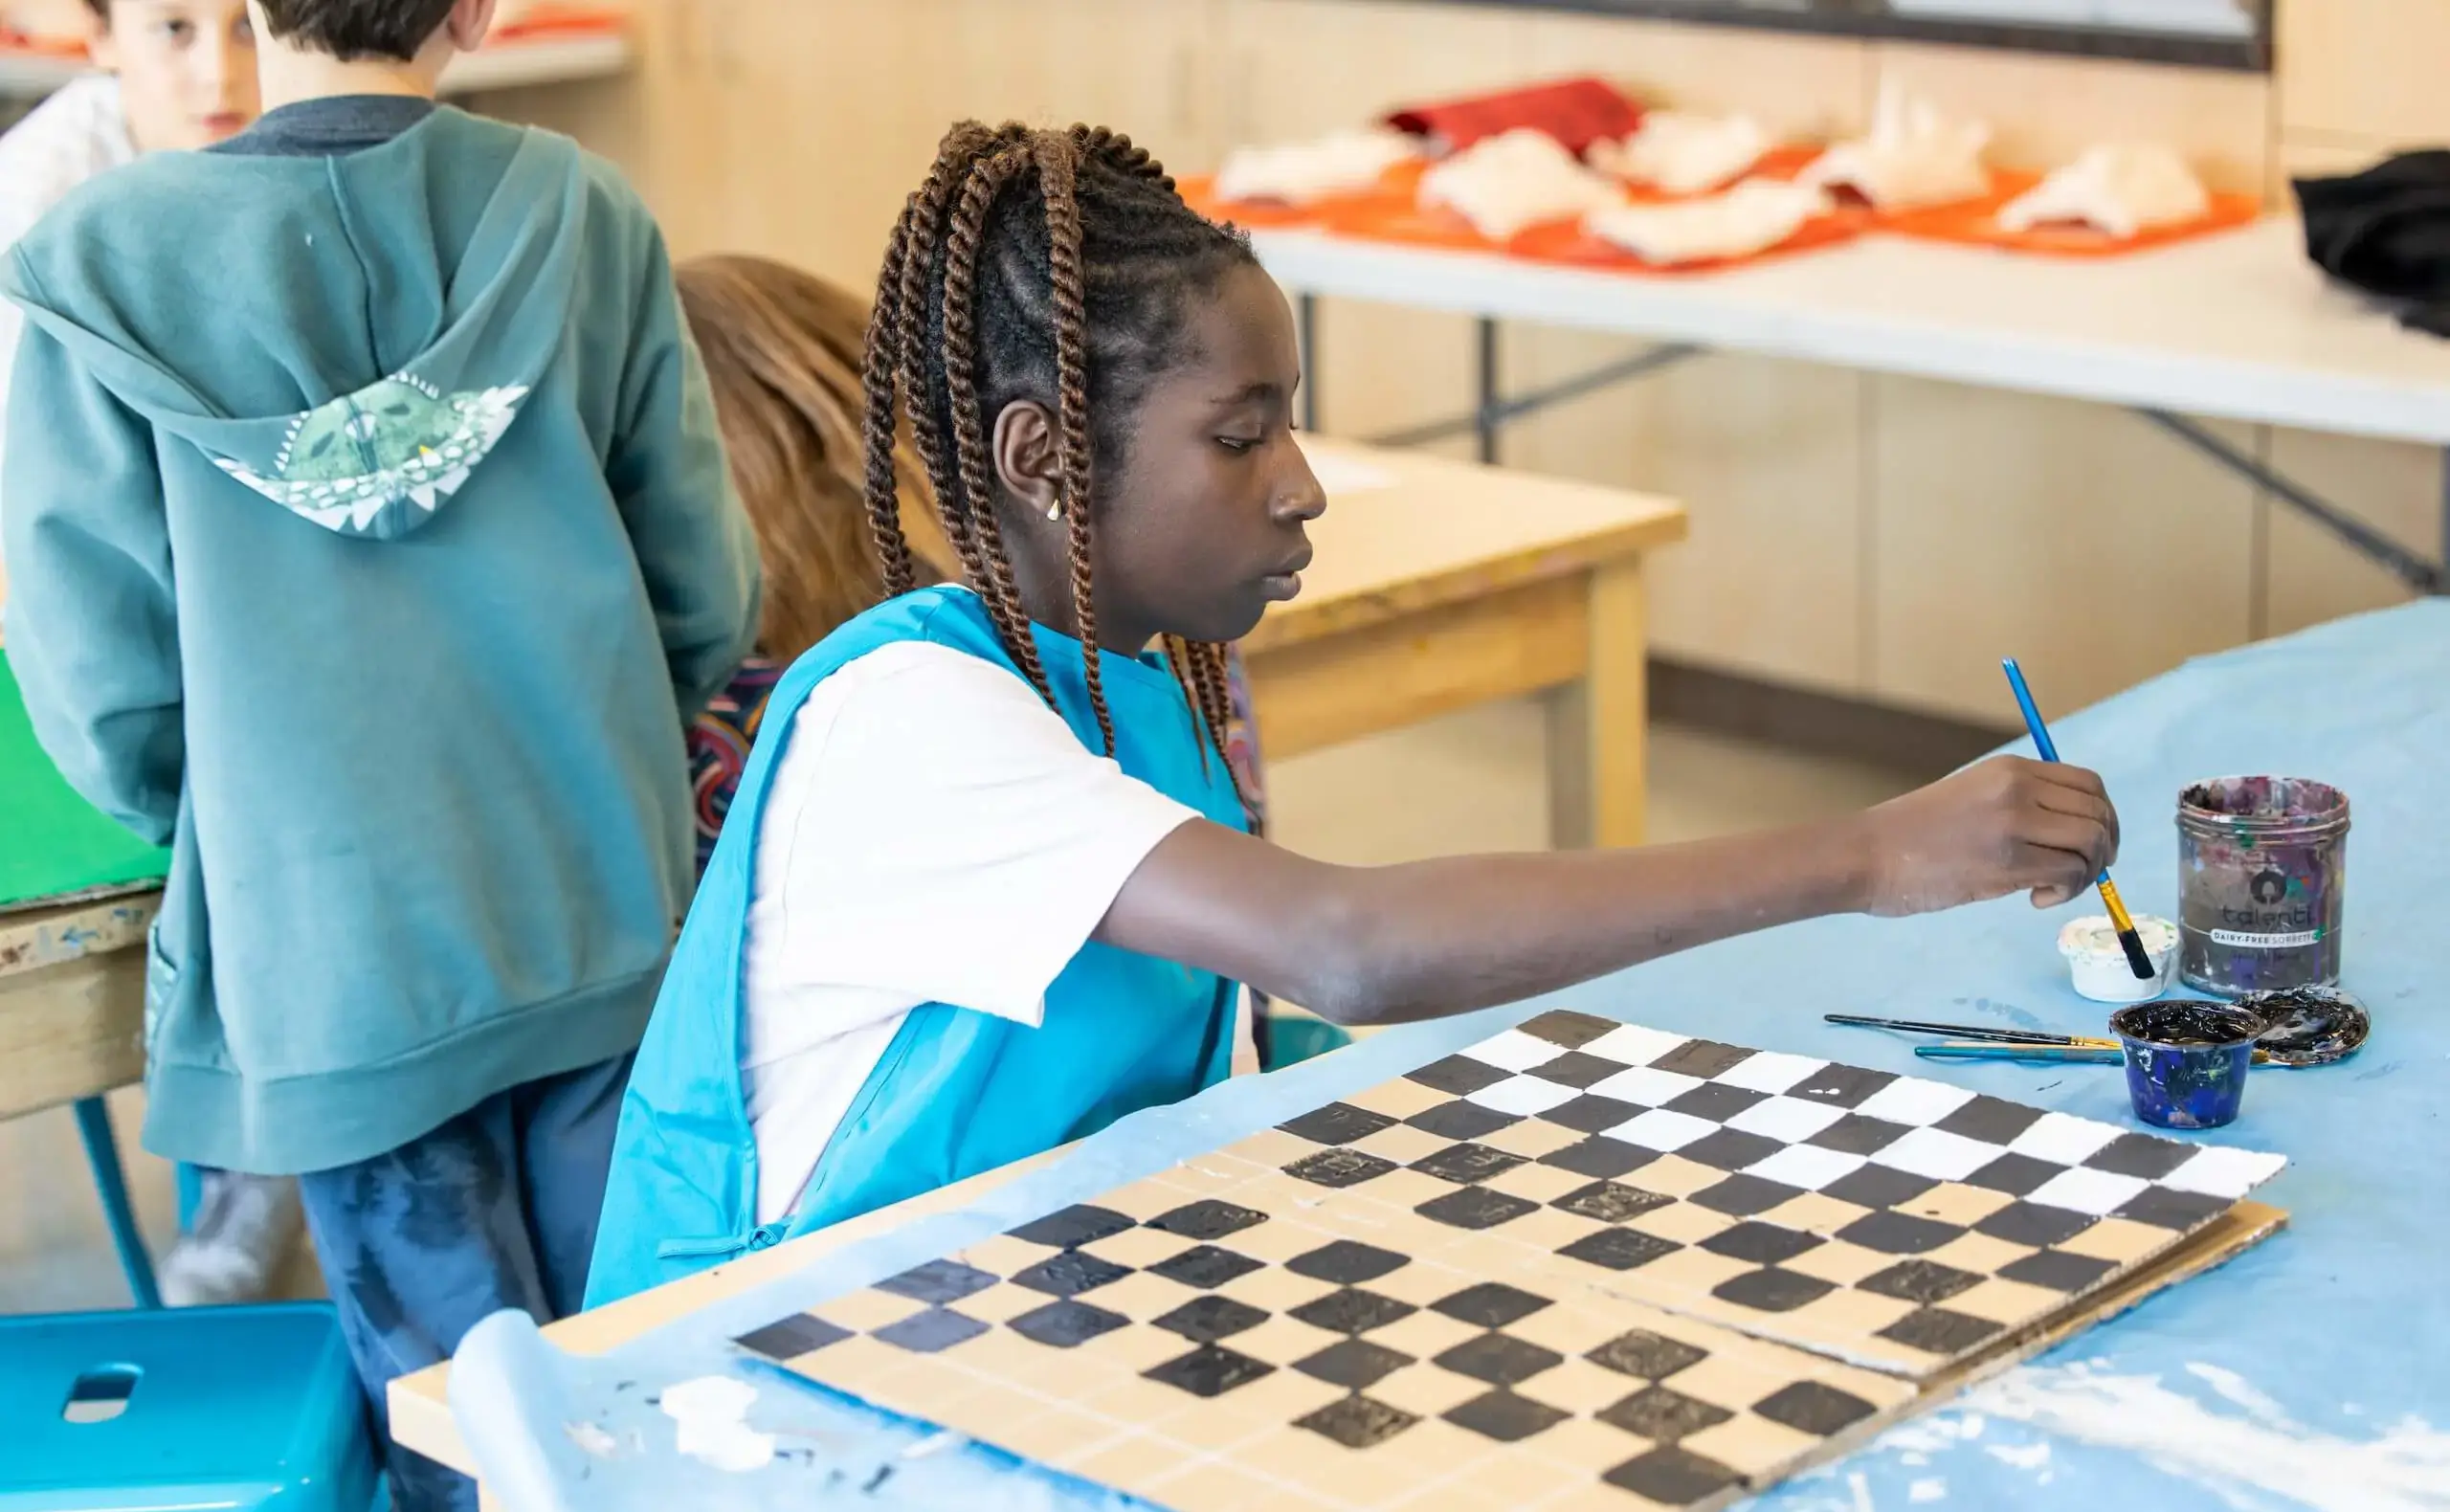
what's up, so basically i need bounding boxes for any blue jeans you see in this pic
[296,1054,632,1512]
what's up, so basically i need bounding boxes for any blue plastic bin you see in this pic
[0,1301,375,1512]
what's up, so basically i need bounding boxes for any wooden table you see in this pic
[1244,438,1685,848]
[0,891,157,1123]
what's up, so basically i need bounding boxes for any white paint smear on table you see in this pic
[658,1374,776,1473]
[1784,1360,2450,1511]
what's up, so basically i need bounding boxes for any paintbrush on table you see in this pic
[2001,657,2155,981]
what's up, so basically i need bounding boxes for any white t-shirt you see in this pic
[741,632,1252,1224]
[0,77,136,612]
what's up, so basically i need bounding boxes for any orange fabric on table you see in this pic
[1179,161,1424,232]
[1885,169,2264,257]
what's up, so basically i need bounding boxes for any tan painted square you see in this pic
[1206,1214,1333,1266]
[1492,1203,1612,1256]
[1384,1416,1495,1475]
[1477,1119,1589,1160]
[1081,1224,1204,1271]
[1615,1243,1751,1299]
[1949,1276,2066,1325]
[1342,1077,1456,1121]
[1440,1233,1544,1279]
[1103,1320,1216,1373]
[1227,1313,1339,1369]
[1371,1359,1498,1418]
[1373,1258,1483,1308]
[949,1231,1063,1278]
[1523,1412,1644,1472]
[942,1320,1058,1378]
[1682,1412,1823,1477]
[1141,1455,1283,1511]
[1506,1302,1626,1355]
[1083,1268,1198,1323]
[1217,1262,1342,1314]
[1370,1306,1489,1362]
[1481,1160,1595,1205]
[944,1279,1051,1324]
[1455,1450,1589,1508]
[1237,1425,1377,1506]
[1781,1239,1898,1287]
[1341,1167,1459,1215]
[1789,1285,1917,1339]
[1817,1356,1916,1408]
[1147,1395,1280,1454]
[1229,1127,1326,1171]
[1169,1158,1260,1196]
[794,1328,915,1389]
[813,1286,931,1333]
[1899,1183,2016,1227]
[1923,1231,2036,1276]
[1094,1176,1204,1224]
[1622,1156,1724,1199]
[1066,1430,1185,1497]
[1626,1201,1736,1246]
[1303,1198,1412,1244]
[1079,1371,1194,1426]
[1219,1361,1351,1423]
[1350,1122,1461,1167]
[1209,1175,1320,1224]
[1006,1400,1120,1460]
[1539,1483,1670,1512]
[2059,1217,2174,1266]
[954,1377,1058,1434]
[1757,1190,1876,1236]
[1526,1355,1637,1413]
[1652,1349,1786,1412]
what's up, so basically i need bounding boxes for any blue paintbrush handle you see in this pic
[2001,656,2105,884]
[1915,1043,2124,1065]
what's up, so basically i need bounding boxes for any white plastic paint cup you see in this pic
[2059,914,2177,1003]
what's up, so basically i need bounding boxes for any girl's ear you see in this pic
[991,398,1063,523]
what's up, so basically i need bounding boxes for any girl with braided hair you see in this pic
[588,122,2122,1304]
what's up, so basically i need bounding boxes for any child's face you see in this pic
[90,0,259,152]
[1096,263,1327,646]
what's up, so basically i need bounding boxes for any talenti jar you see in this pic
[2175,776,2349,995]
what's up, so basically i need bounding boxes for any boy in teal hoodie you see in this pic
[0,1,758,1504]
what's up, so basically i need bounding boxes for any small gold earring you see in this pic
[1046,500,1062,522]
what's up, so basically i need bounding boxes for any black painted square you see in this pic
[1752,1380,1879,1436]
[1603,1446,1744,1504]
[1934,1094,2045,1145]
[2115,1186,2231,1232]
[1152,1294,1270,1343]
[1296,1393,1417,1449]
[1417,1187,1539,1230]
[875,1258,997,1305]
[1542,1136,1656,1180]
[1287,1239,1409,1285]
[1144,1342,1275,1398]
[1587,1328,1708,1381]
[1789,1063,1899,1108]
[1711,1266,1837,1312]
[1681,1127,1785,1171]
[1691,1173,1805,1217]
[2084,1132,2197,1180]
[1700,1221,1824,1266]
[1597,1385,1735,1442]
[1293,1338,1414,1390]
[1519,1009,1619,1048]
[1431,1281,1552,1329]
[1878,1306,2006,1356]
[1997,1248,2119,1293]
[1529,1050,1625,1088]
[1664,1083,1769,1123]
[1147,1199,1269,1241]
[736,1315,849,1362]
[1558,1227,1682,1272]
[1808,1114,1914,1156]
[1279,1101,1397,1146]
[1007,1205,1132,1249]
[1965,1152,2063,1196]
[874,1306,989,1354]
[1554,1179,1674,1224]
[1443,1390,1570,1443]
[1539,1094,1642,1134]
[1407,1055,1511,1096]
[1009,1299,1128,1349]
[1823,1165,1940,1211]
[1837,1210,1962,1256]
[1650,1040,1755,1078]
[1976,1200,2099,1248]
[1147,1244,1263,1290]
[1407,1100,1520,1141]
[1433,1332,1564,1387]
[1858,1257,1981,1304]
[1289,1286,1417,1335]
[1411,1142,1526,1186]
[1012,1250,1130,1298]
[1284,1148,1398,1190]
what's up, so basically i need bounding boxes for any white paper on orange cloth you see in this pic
[1213,128,1421,206]
[1417,127,1626,241]
[1585,179,1831,266]
[1589,111,1771,197]
[1802,80,1992,211]
[1998,143,2211,240]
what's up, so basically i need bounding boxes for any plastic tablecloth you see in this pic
[449,601,2450,1512]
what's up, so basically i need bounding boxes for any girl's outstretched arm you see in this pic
[1096,754,2117,1027]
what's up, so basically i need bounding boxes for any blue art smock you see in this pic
[586,586,1246,1306]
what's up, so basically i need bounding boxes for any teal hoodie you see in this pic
[0,108,761,1174]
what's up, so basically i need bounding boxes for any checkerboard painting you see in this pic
[736,1012,2284,1510]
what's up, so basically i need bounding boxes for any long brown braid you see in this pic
[861,121,1257,775]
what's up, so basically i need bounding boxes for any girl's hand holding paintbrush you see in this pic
[1847,756,2121,917]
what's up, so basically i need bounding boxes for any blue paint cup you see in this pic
[2109,1001,2264,1130]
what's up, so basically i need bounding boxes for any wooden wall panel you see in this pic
[2277,0,2450,147]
